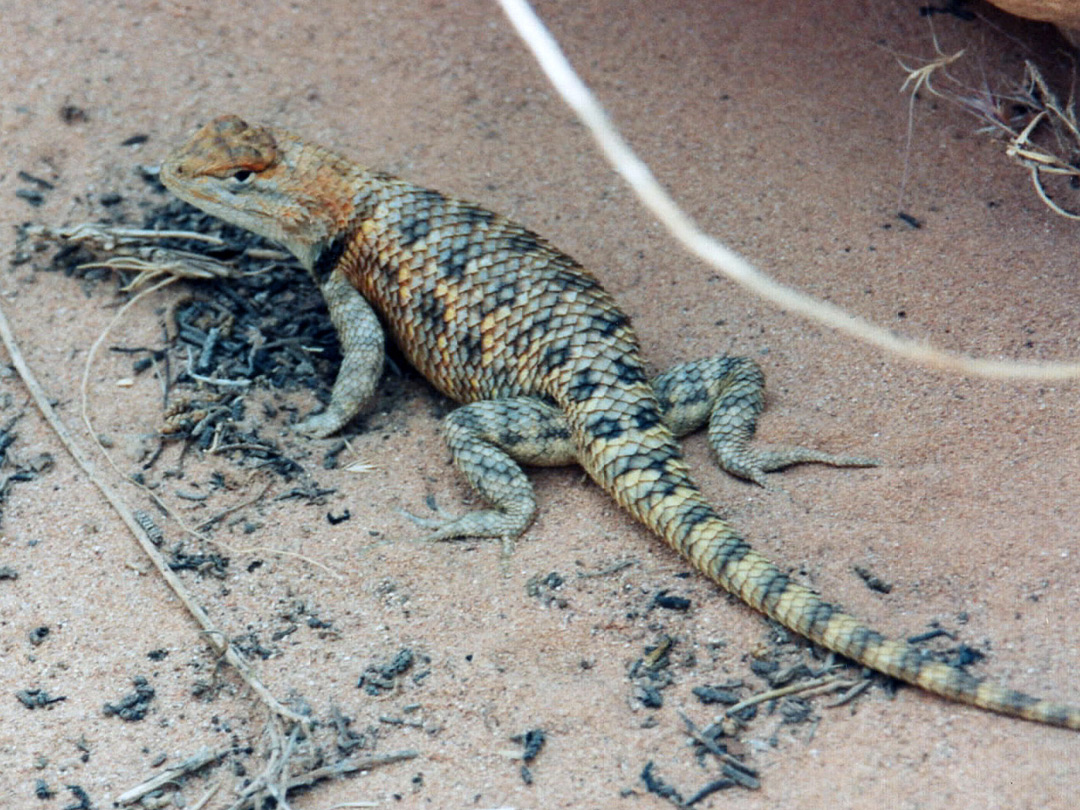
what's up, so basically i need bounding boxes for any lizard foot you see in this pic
[293,408,351,439]
[398,505,528,545]
[719,446,880,488]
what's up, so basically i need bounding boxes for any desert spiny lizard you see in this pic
[161,115,1080,730]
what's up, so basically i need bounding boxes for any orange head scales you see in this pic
[161,115,361,269]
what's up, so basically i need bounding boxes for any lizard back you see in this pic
[325,176,643,407]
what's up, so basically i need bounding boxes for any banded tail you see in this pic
[560,376,1080,730]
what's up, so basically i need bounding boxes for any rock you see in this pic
[985,0,1080,45]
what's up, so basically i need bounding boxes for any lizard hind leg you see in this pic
[653,355,878,488]
[413,396,578,542]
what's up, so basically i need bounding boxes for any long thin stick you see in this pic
[495,0,1080,381]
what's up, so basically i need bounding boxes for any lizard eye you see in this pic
[230,169,254,183]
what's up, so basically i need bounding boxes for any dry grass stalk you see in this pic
[900,47,1080,218]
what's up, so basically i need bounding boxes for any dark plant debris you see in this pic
[15,195,385,499]
[650,589,691,612]
[167,547,230,578]
[34,779,55,799]
[855,564,893,594]
[62,784,93,810]
[692,682,742,706]
[102,676,155,721]
[357,648,418,695]
[15,688,67,709]
[329,705,375,755]
[511,727,546,784]
[628,635,676,709]
[640,761,684,806]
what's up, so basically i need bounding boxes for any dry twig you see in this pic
[723,674,859,718]
[227,714,418,810]
[115,747,230,805]
[23,222,226,247]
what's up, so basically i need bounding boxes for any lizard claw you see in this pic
[294,409,349,438]
[398,503,460,536]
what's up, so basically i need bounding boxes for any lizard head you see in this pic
[161,115,360,269]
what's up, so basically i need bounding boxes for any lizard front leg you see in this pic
[418,397,577,541]
[296,266,386,438]
[653,355,878,486]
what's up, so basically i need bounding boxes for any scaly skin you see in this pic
[161,115,1080,729]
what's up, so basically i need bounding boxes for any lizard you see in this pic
[161,114,1080,730]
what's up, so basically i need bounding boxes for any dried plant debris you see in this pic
[15,688,68,709]
[111,709,418,808]
[227,716,418,810]
[639,613,997,796]
[525,570,567,607]
[511,727,546,785]
[62,784,93,810]
[640,761,685,806]
[907,622,987,670]
[113,747,229,807]
[14,171,55,208]
[628,635,677,709]
[16,198,351,484]
[854,564,893,594]
[900,43,1080,217]
[231,631,279,662]
[276,599,339,640]
[691,680,743,707]
[13,199,426,808]
[33,779,55,800]
[103,676,156,721]
[650,589,691,612]
[114,703,415,810]
[357,648,428,695]
[167,546,230,578]
[677,711,762,800]
[328,705,375,755]
[0,415,55,528]
[634,621,888,797]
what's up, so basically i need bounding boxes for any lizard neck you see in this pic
[303,181,388,281]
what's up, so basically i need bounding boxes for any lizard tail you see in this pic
[561,378,1080,730]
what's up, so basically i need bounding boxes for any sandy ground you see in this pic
[1,1,1078,808]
